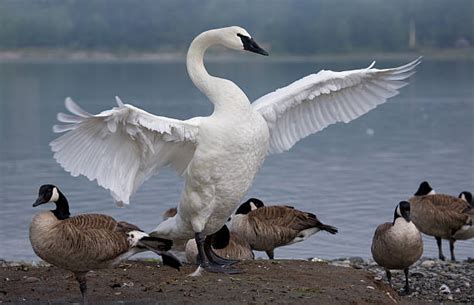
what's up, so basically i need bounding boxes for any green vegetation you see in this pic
[0,0,472,54]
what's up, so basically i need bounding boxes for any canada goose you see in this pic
[409,181,474,261]
[229,198,338,259]
[371,201,423,294]
[29,185,181,304]
[186,225,254,264]
[50,25,419,273]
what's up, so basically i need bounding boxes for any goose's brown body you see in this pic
[29,212,138,272]
[371,219,423,270]
[230,205,337,254]
[409,194,472,239]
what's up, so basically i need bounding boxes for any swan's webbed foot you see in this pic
[204,235,239,266]
[195,232,241,274]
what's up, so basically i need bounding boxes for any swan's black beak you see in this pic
[238,34,269,56]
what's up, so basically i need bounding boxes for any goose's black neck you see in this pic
[52,191,70,220]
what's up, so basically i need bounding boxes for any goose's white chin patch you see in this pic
[396,205,402,217]
[127,230,148,246]
[50,187,59,202]
[428,189,436,195]
[250,202,258,211]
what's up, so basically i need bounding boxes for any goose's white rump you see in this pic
[51,57,421,207]
[253,57,421,154]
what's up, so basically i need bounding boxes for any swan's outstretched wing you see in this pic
[50,97,201,205]
[252,57,421,154]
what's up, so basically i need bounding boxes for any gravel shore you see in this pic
[324,256,473,304]
[0,257,472,304]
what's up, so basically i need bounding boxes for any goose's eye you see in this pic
[130,234,135,238]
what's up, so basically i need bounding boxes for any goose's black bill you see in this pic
[237,33,269,56]
[33,197,47,207]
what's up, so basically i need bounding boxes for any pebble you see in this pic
[420,260,436,268]
[439,284,451,295]
[310,257,325,263]
[24,277,40,283]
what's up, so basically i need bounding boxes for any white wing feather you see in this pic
[50,97,201,205]
[252,57,421,154]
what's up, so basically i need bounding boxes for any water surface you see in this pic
[0,58,473,261]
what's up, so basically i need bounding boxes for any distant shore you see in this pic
[0,48,472,63]
[1,257,472,304]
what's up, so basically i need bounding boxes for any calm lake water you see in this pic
[0,57,473,261]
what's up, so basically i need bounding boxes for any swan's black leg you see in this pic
[436,237,445,261]
[204,235,239,266]
[195,232,240,274]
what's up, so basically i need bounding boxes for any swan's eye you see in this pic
[130,234,135,238]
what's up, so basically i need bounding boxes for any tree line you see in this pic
[0,0,472,54]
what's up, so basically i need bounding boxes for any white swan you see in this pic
[51,26,421,273]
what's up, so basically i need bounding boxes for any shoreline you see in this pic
[1,257,472,304]
[0,48,472,63]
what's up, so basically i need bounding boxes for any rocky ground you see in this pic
[326,256,473,304]
[0,257,472,304]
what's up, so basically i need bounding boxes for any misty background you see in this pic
[0,0,472,56]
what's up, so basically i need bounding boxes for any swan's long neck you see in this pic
[186,30,249,113]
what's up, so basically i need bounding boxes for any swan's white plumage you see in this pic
[50,26,420,241]
[51,97,200,205]
[252,57,421,154]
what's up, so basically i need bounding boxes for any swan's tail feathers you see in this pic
[137,236,182,270]
[319,224,338,235]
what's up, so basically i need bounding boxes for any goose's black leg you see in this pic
[385,269,392,287]
[449,238,456,261]
[75,272,88,305]
[204,235,239,266]
[436,237,445,261]
[195,232,240,274]
[401,268,411,295]
[265,249,275,259]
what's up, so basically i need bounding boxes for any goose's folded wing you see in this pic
[66,214,118,230]
[50,97,201,205]
[252,57,421,154]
